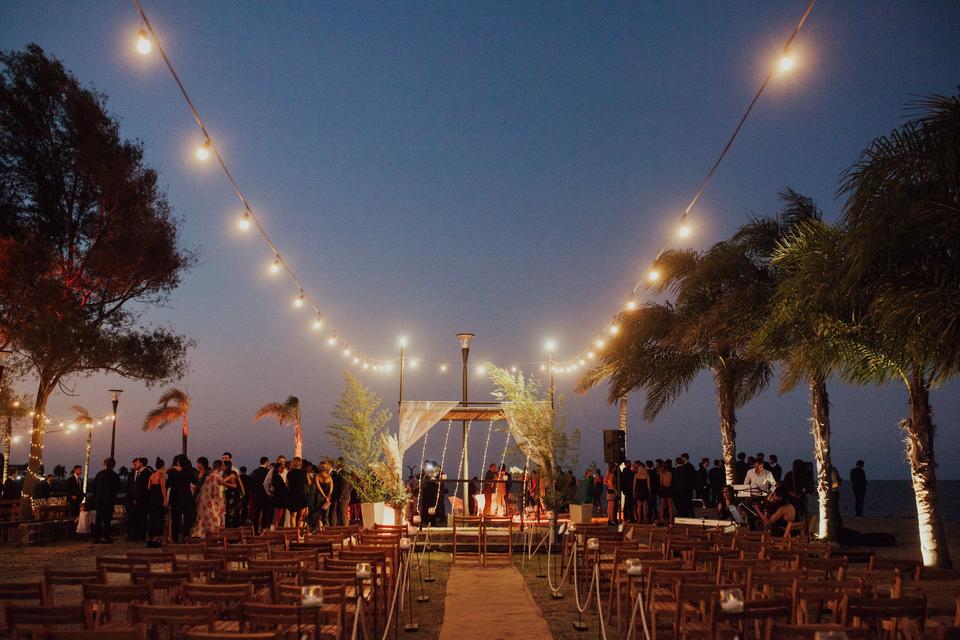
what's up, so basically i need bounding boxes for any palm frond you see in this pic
[143,406,182,432]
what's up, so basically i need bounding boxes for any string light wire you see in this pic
[131,0,816,374]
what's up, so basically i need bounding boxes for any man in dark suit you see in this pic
[708,459,724,508]
[620,461,635,522]
[126,457,150,540]
[92,457,120,543]
[676,453,697,517]
[696,458,710,506]
[330,459,344,525]
[735,452,749,485]
[250,457,271,534]
[65,465,84,516]
[850,460,868,517]
[769,455,783,482]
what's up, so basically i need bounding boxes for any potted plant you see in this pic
[327,373,399,528]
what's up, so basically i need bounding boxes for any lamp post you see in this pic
[108,389,123,460]
[456,333,475,506]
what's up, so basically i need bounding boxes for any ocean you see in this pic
[817,479,960,522]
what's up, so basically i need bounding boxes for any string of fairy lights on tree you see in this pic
[130,0,816,380]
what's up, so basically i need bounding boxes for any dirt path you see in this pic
[439,560,553,640]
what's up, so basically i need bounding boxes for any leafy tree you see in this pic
[326,372,392,504]
[830,93,960,568]
[488,364,580,513]
[254,396,303,458]
[143,389,191,455]
[0,45,193,502]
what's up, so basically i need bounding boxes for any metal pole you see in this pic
[461,345,469,511]
[398,346,405,407]
[108,390,122,460]
[548,351,555,417]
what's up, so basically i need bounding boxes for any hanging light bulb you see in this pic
[510,366,518,373]
[136,29,152,55]
[476,364,487,376]
[327,335,337,346]
[587,351,596,359]
[269,257,281,274]
[439,364,448,372]
[342,347,351,357]
[608,324,620,335]
[539,364,546,371]
[352,356,360,365]
[196,139,211,161]
[626,299,637,311]
[238,212,251,230]
[312,316,324,331]
[362,362,370,369]
[778,54,795,72]
[293,290,305,308]
[648,268,661,282]
[579,359,586,366]
[409,359,419,369]
[594,339,606,350]
[677,221,691,238]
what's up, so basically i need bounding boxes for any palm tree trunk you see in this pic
[618,394,628,450]
[716,377,737,486]
[810,378,838,541]
[82,430,93,495]
[181,415,188,456]
[294,422,303,459]
[903,373,952,569]
[2,414,11,485]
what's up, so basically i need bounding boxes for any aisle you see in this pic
[438,560,553,640]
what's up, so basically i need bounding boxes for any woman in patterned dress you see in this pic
[191,458,227,537]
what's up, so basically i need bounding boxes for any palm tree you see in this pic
[745,192,847,541]
[143,388,191,456]
[254,396,303,458]
[829,93,960,569]
[579,241,771,485]
[68,405,95,495]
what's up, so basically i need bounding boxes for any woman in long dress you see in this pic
[494,464,508,515]
[191,458,227,537]
[222,461,244,528]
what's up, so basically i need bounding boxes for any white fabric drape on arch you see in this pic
[397,400,461,457]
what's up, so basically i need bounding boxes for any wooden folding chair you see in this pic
[451,515,484,565]
[241,602,339,640]
[710,597,792,640]
[840,594,927,639]
[675,582,745,640]
[126,551,175,572]
[163,541,207,559]
[646,569,710,639]
[5,604,87,639]
[0,581,48,634]
[95,558,133,584]
[276,584,349,640]
[82,582,153,626]
[482,516,513,565]
[130,603,215,639]
[130,570,190,604]
[791,577,864,624]
[174,558,225,583]
[182,582,255,619]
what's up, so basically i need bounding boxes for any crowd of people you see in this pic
[36,452,361,546]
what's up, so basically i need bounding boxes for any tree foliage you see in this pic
[0,45,193,494]
[326,372,392,504]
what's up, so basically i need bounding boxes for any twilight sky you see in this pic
[2,1,959,479]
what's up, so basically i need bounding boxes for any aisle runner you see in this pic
[438,563,552,640]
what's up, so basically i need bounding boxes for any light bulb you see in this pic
[398,337,408,348]
[342,348,351,357]
[544,338,557,353]
[648,269,661,282]
[608,324,620,335]
[362,362,370,369]
[409,359,419,369]
[539,364,546,371]
[439,364,448,372]
[778,55,795,72]
[510,366,517,373]
[270,258,281,274]
[476,365,487,376]
[294,291,305,308]
[238,213,251,230]
[136,30,152,55]
[196,139,211,161]
[587,351,595,359]
[626,300,637,311]
[677,222,691,238]
[312,317,324,331]
[594,339,605,350]
[327,336,337,346]
[352,356,360,364]
[579,359,586,366]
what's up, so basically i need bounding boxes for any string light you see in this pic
[312,316,324,331]
[293,290,305,308]
[327,335,337,346]
[608,324,620,335]
[129,0,816,381]
[647,268,661,282]
[476,364,487,376]
[510,366,518,373]
[409,359,418,369]
[587,351,595,359]
[195,139,211,161]
[352,356,360,364]
[136,29,152,55]
[342,348,351,357]
[439,364,447,372]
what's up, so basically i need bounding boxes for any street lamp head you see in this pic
[109,389,124,403]
[544,338,557,353]
[456,332,476,350]
[398,336,408,348]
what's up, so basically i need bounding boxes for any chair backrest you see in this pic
[130,603,215,631]
[163,541,207,558]
[840,595,927,636]
[676,581,747,633]
[173,557,225,581]
[82,581,153,606]
[95,557,133,582]
[182,582,254,617]
[765,623,866,640]
[0,581,47,611]
[39,629,148,640]
[268,549,321,569]
[5,604,86,637]
[241,602,331,632]
[43,568,104,587]
[126,551,175,571]
[712,596,792,639]
[184,632,280,640]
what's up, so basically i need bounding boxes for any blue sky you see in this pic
[2,1,959,479]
